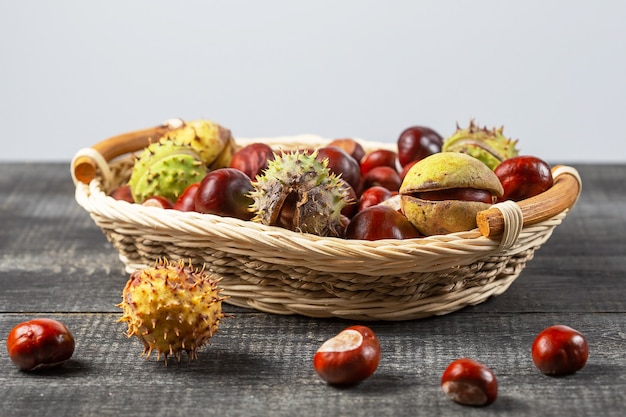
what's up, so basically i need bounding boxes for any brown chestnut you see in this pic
[397,125,443,167]
[345,205,420,240]
[316,146,363,195]
[6,318,75,371]
[141,195,174,209]
[362,165,402,192]
[173,182,200,212]
[313,325,381,386]
[358,186,393,212]
[494,155,554,202]
[327,138,366,162]
[360,149,398,176]
[441,358,498,406]
[195,168,254,220]
[109,185,134,203]
[229,142,275,179]
[532,325,589,376]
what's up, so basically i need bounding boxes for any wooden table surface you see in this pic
[0,162,624,417]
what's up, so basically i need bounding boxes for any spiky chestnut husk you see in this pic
[249,150,351,237]
[127,138,206,204]
[442,120,519,170]
[117,259,226,364]
[159,119,236,169]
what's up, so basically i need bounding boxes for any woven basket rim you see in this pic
[77,177,562,273]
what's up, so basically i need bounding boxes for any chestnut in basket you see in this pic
[195,168,254,220]
[360,149,398,176]
[110,185,135,203]
[399,152,503,236]
[345,205,420,240]
[7,318,75,371]
[362,165,402,192]
[142,195,174,209]
[229,142,275,179]
[494,155,553,202]
[316,146,363,195]
[327,138,366,162]
[397,125,443,167]
[313,325,381,386]
[357,186,394,212]
[173,183,200,212]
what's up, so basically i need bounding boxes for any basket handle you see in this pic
[476,165,581,237]
[71,119,184,185]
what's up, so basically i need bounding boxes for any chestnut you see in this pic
[346,205,420,240]
[229,142,275,179]
[494,155,554,202]
[327,138,366,162]
[532,325,589,376]
[396,125,443,167]
[173,182,200,212]
[109,185,134,203]
[360,149,398,176]
[6,318,75,371]
[313,325,381,386]
[357,186,393,212]
[441,358,498,406]
[141,195,174,209]
[195,168,255,220]
[362,165,402,192]
[316,146,363,195]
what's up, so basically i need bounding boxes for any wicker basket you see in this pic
[71,122,582,321]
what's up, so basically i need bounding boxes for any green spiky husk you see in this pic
[249,150,350,237]
[117,259,226,364]
[442,120,519,169]
[127,138,206,204]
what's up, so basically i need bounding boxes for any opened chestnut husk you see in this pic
[399,152,504,236]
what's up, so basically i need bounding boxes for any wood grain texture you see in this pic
[0,163,625,417]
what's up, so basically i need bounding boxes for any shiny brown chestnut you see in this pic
[494,155,554,202]
[532,325,589,376]
[360,149,398,176]
[229,142,275,179]
[327,138,366,162]
[109,185,134,203]
[141,195,174,209]
[6,318,75,371]
[345,205,421,240]
[358,186,394,212]
[195,168,254,220]
[397,125,443,167]
[173,182,200,212]
[362,165,402,192]
[316,146,363,195]
[441,358,498,406]
[313,325,381,386]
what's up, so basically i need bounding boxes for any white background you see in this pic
[1,0,625,162]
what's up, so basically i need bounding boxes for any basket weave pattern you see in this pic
[73,136,576,321]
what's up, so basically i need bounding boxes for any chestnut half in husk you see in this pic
[399,152,503,236]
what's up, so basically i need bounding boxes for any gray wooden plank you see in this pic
[0,312,623,417]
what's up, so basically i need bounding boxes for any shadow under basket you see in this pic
[71,124,582,321]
